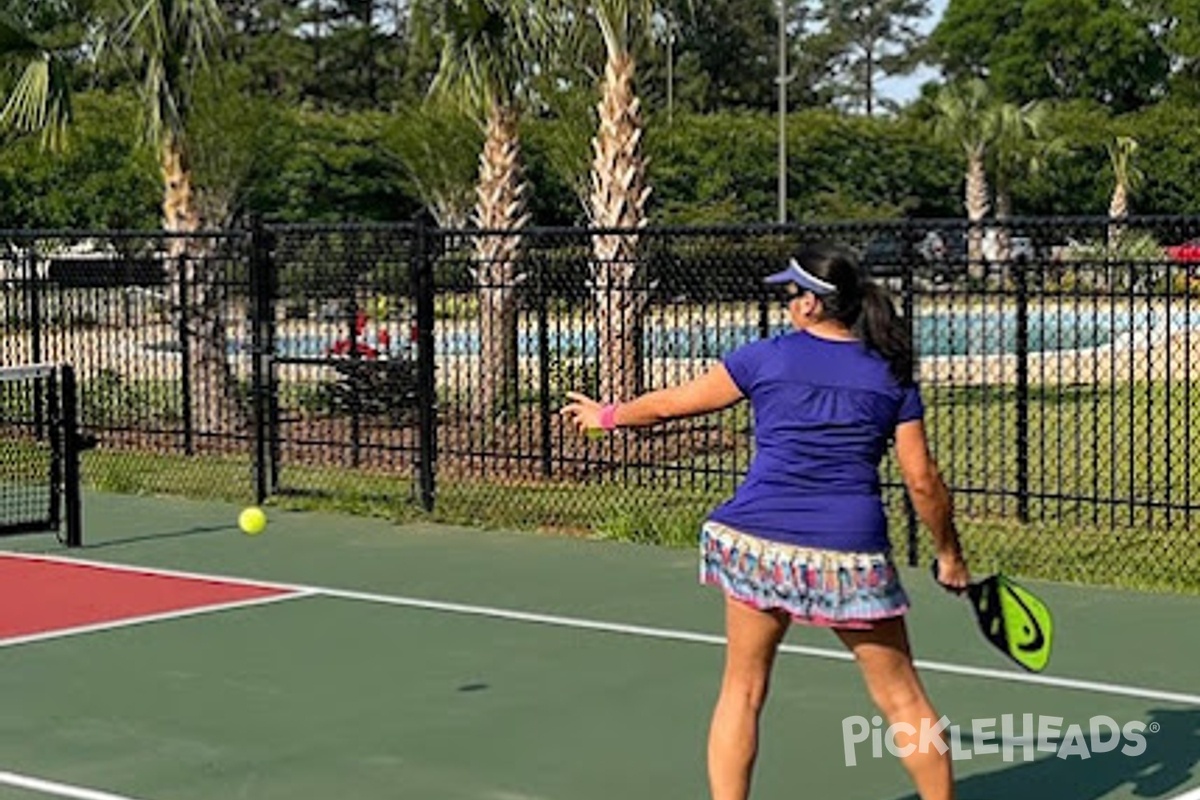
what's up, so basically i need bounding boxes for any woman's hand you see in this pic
[934,550,971,593]
[559,391,604,434]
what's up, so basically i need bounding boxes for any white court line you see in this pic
[4,550,1200,708]
[0,591,313,649]
[302,585,1200,708]
[0,551,297,593]
[0,770,146,800]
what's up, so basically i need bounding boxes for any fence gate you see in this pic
[255,224,430,508]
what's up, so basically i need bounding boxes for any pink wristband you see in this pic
[599,403,619,431]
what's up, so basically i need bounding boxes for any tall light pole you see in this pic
[653,10,677,128]
[777,0,789,224]
[667,13,675,127]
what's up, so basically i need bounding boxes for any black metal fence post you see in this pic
[26,249,43,367]
[26,250,45,439]
[177,250,194,455]
[537,254,552,479]
[901,252,919,566]
[346,290,362,469]
[1014,255,1030,522]
[414,220,437,511]
[250,219,274,506]
[266,241,281,496]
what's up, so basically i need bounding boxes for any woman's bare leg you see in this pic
[707,596,790,800]
[836,618,955,800]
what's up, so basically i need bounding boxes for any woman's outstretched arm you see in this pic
[560,364,744,433]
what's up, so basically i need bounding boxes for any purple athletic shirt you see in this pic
[707,329,924,553]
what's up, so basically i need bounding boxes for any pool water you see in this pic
[144,332,411,359]
[145,309,1200,360]
[428,309,1200,359]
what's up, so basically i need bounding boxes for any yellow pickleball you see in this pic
[239,506,267,535]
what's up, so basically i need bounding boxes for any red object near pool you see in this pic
[1165,239,1200,263]
[326,339,380,358]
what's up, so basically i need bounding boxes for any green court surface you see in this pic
[1,491,1199,800]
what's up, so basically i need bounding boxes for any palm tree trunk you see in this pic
[474,103,528,422]
[995,189,1013,261]
[965,149,989,282]
[161,137,198,235]
[1108,184,1127,255]
[591,51,651,404]
[161,134,243,437]
[993,189,1019,286]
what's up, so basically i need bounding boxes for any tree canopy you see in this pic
[2,0,1199,228]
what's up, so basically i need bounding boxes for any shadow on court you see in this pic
[80,523,233,550]
[886,708,1200,800]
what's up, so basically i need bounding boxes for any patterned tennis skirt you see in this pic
[699,521,909,630]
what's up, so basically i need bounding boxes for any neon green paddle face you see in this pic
[997,577,1053,672]
[935,561,1054,673]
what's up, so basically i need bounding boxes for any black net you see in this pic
[0,364,62,536]
[0,362,81,544]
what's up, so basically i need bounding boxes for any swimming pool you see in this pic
[144,308,1200,360]
[427,308,1200,359]
[913,308,1200,357]
[144,333,412,360]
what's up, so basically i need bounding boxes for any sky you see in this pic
[874,0,949,106]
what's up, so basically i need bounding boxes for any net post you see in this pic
[61,364,83,547]
[47,366,62,531]
[414,219,437,512]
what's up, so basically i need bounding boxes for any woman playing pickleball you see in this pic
[561,242,970,800]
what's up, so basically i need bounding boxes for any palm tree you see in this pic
[991,102,1043,217]
[1106,135,1141,252]
[3,3,240,436]
[113,0,225,236]
[112,0,240,435]
[430,0,546,422]
[587,0,656,403]
[930,78,1000,277]
[0,11,75,153]
[988,100,1058,264]
[3,2,227,234]
[380,100,481,230]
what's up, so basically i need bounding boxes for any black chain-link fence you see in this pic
[0,230,254,497]
[259,224,423,505]
[3,217,1198,592]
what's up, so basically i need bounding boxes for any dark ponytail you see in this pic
[855,281,914,385]
[789,242,915,385]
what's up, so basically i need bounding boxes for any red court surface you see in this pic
[0,554,295,641]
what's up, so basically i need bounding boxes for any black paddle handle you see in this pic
[930,558,971,594]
